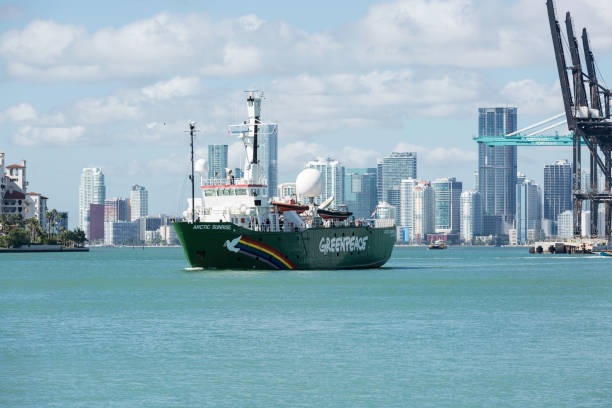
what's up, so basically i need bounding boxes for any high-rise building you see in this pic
[258,124,278,198]
[207,145,228,180]
[477,107,517,228]
[544,160,572,224]
[307,158,345,207]
[432,177,462,234]
[79,167,105,239]
[460,190,483,242]
[345,168,377,219]
[130,185,148,222]
[380,152,417,224]
[410,181,435,244]
[376,160,384,203]
[399,178,418,238]
[104,198,130,222]
[89,203,105,242]
[557,210,573,239]
[515,177,542,244]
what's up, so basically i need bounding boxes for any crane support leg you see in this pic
[573,131,583,237]
[606,149,612,245]
[591,145,598,237]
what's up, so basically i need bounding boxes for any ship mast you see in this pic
[189,122,196,223]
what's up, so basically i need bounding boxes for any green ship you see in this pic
[174,222,395,270]
[174,91,395,270]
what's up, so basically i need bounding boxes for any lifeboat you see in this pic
[271,199,309,214]
[317,209,352,220]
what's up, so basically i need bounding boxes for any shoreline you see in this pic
[0,245,89,253]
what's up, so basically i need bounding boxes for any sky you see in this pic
[2,0,612,228]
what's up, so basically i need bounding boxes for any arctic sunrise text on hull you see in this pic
[173,91,395,270]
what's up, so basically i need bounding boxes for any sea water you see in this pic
[1,246,611,407]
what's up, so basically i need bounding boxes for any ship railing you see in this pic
[373,218,395,228]
[202,178,233,186]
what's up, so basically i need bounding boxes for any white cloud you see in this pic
[13,125,86,147]
[500,79,563,116]
[238,15,265,31]
[0,20,80,65]
[1,0,612,83]
[142,76,203,100]
[1,102,37,122]
[268,69,480,139]
[74,96,141,124]
[393,142,476,165]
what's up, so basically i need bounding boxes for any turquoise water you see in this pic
[1,247,611,407]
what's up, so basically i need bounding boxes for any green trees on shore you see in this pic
[0,213,87,248]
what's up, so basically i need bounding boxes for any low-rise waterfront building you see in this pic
[104,221,139,245]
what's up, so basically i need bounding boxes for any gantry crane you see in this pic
[546,0,612,243]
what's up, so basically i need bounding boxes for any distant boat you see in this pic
[428,240,447,250]
[600,251,612,257]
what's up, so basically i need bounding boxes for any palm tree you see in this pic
[25,218,43,243]
[45,209,59,239]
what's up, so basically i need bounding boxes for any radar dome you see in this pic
[296,168,323,198]
[194,159,207,175]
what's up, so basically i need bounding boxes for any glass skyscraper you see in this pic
[544,159,572,223]
[515,177,542,244]
[207,144,228,179]
[477,107,517,228]
[432,177,463,234]
[79,167,105,239]
[381,152,417,224]
[344,168,377,219]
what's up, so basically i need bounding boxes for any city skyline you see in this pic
[3,0,609,226]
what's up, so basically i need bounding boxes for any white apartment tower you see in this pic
[130,184,148,222]
[79,168,106,238]
[399,178,418,237]
[411,181,435,244]
[306,158,345,207]
[460,190,483,243]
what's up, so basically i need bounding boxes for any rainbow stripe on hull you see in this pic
[232,235,296,270]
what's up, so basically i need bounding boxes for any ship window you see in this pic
[221,189,231,196]
[205,189,217,197]
[235,189,247,195]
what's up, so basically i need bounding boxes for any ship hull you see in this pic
[173,222,395,270]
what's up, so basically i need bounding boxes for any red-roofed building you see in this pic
[1,154,51,227]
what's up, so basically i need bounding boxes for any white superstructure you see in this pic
[187,91,278,230]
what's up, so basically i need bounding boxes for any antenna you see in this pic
[187,121,198,223]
